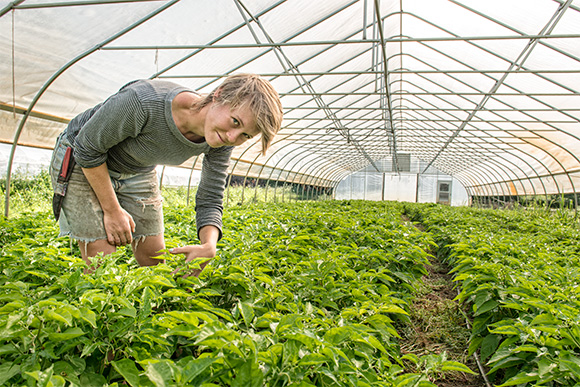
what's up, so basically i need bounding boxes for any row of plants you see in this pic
[405,203,580,386]
[0,199,473,386]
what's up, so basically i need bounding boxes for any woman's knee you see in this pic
[132,234,165,266]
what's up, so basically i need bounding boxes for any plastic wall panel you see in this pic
[383,174,416,202]
[0,111,65,148]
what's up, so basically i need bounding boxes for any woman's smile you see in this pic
[205,103,259,148]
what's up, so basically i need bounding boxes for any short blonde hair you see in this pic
[197,74,283,155]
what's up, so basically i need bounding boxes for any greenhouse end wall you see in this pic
[335,171,469,206]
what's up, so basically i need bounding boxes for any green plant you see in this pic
[1,195,474,386]
[1,170,53,215]
[405,202,580,386]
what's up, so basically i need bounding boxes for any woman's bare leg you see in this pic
[132,234,166,266]
[78,239,116,272]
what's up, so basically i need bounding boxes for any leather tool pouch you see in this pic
[52,146,75,221]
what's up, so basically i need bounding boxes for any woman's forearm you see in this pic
[81,163,135,245]
[198,225,219,256]
[81,164,121,213]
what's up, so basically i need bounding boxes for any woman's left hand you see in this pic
[169,243,216,277]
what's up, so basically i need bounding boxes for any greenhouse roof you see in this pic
[1,0,579,200]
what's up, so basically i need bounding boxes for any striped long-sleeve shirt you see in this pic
[64,79,233,239]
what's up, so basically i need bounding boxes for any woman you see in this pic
[50,74,283,274]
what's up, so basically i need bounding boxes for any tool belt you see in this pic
[52,146,75,221]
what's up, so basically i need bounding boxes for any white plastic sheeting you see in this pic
[0,143,199,187]
[1,0,579,205]
[334,159,469,205]
[0,143,52,177]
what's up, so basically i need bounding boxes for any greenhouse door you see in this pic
[437,181,451,205]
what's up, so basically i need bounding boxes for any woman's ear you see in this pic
[212,88,222,101]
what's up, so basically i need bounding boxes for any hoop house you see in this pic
[1,0,579,213]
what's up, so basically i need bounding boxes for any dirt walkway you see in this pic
[399,217,487,386]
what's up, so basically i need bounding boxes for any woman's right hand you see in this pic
[81,164,136,246]
[103,208,136,246]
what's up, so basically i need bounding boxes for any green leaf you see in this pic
[319,367,340,384]
[162,289,192,298]
[25,366,58,387]
[167,311,198,326]
[377,272,396,284]
[79,372,107,387]
[194,323,240,347]
[489,325,519,335]
[188,256,212,269]
[379,304,409,316]
[441,361,476,374]
[284,332,322,350]
[294,381,317,387]
[239,301,255,327]
[393,373,423,386]
[144,361,174,387]
[53,361,79,384]
[48,327,85,342]
[116,306,137,318]
[224,273,250,290]
[474,299,499,316]
[66,269,82,288]
[24,270,50,279]
[68,356,86,374]
[366,335,387,354]
[164,325,200,338]
[467,336,483,357]
[480,334,500,361]
[112,359,141,387]
[231,358,263,387]
[5,311,24,330]
[0,362,21,385]
[139,286,153,321]
[474,291,491,309]
[80,307,97,329]
[0,343,18,356]
[143,275,176,289]
[255,274,273,286]
[109,319,133,339]
[559,351,580,378]
[501,301,527,311]
[43,309,73,327]
[292,235,312,243]
[531,313,559,326]
[497,372,540,386]
[401,353,420,365]
[197,288,223,297]
[538,357,557,377]
[166,311,217,326]
[180,357,217,383]
[487,356,525,375]
[299,353,327,366]
[512,345,538,354]
[80,342,99,358]
[487,348,513,365]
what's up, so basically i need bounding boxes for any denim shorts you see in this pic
[50,133,164,243]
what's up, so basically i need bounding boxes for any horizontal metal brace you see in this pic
[101,34,580,50]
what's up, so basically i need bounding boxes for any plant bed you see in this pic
[0,200,475,386]
[405,203,580,386]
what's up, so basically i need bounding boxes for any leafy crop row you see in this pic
[405,203,580,386]
[0,201,472,386]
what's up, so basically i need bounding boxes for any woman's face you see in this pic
[204,102,259,148]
